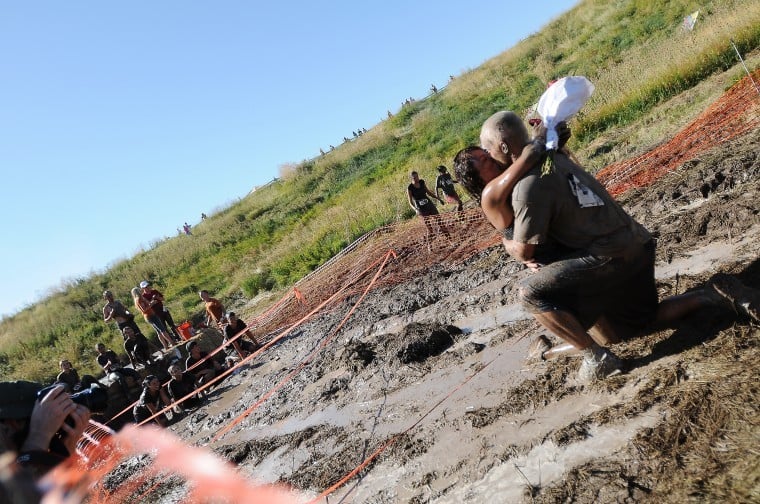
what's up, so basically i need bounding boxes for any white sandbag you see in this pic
[537,76,595,150]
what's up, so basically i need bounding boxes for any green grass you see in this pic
[1,0,759,383]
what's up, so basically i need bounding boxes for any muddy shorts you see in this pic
[517,240,658,337]
[417,202,439,217]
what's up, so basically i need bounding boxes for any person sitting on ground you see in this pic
[435,165,463,211]
[0,381,91,500]
[131,287,174,351]
[166,364,202,411]
[55,360,80,393]
[95,343,142,401]
[185,341,224,387]
[453,110,758,382]
[199,290,225,329]
[132,375,170,427]
[122,326,152,368]
[140,281,181,342]
[224,312,261,357]
[102,290,142,337]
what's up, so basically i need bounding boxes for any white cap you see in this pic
[139,281,149,289]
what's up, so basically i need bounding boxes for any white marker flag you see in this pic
[536,76,595,150]
[683,10,699,31]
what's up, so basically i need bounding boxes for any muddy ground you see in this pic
[153,131,759,503]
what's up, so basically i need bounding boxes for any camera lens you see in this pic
[70,387,108,413]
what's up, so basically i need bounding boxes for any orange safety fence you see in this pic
[36,69,760,502]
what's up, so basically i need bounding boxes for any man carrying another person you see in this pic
[453,111,758,382]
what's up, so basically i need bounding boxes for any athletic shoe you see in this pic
[578,346,623,383]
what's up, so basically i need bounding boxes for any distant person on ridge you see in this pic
[435,165,463,211]
[183,222,192,235]
[140,281,181,342]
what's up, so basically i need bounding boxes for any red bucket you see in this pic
[178,321,193,340]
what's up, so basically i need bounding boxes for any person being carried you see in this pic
[132,375,170,427]
[435,165,463,211]
[131,287,174,351]
[140,281,181,342]
[95,343,142,401]
[453,110,758,382]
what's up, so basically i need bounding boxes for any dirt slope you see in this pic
[155,129,760,504]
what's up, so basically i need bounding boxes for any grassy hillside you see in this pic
[1,0,759,382]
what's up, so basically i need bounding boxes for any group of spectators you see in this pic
[96,290,260,426]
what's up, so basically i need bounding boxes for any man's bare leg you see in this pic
[540,316,619,360]
[532,310,595,350]
[529,310,622,380]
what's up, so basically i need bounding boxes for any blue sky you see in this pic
[0,0,577,318]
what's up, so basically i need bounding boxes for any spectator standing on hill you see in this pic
[140,281,181,342]
[199,290,225,328]
[183,222,192,235]
[435,165,463,211]
[166,364,202,410]
[102,290,142,337]
[132,375,170,426]
[131,287,174,351]
[95,343,141,401]
[453,110,757,382]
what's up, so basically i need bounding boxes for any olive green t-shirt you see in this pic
[511,153,651,258]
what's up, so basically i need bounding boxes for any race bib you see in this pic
[567,174,604,208]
